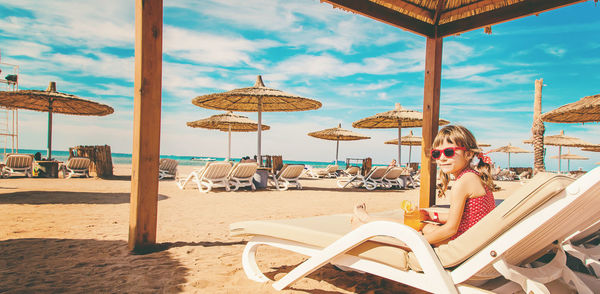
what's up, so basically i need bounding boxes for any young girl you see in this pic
[352,125,496,246]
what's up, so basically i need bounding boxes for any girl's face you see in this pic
[433,140,472,176]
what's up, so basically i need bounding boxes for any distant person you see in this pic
[352,125,496,246]
[34,152,42,161]
[388,159,397,167]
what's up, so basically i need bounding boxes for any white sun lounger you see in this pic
[336,166,388,189]
[1,154,34,178]
[176,161,233,193]
[305,164,338,178]
[60,157,91,178]
[158,158,178,180]
[228,162,258,191]
[382,167,409,189]
[230,167,600,293]
[269,164,304,191]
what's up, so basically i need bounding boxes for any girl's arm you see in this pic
[422,176,474,245]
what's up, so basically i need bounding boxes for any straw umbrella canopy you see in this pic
[192,75,321,165]
[582,146,600,152]
[187,111,270,161]
[384,130,422,166]
[550,152,588,172]
[488,143,531,170]
[0,82,113,159]
[307,123,370,165]
[477,142,491,147]
[524,130,596,172]
[353,103,449,166]
[541,94,600,123]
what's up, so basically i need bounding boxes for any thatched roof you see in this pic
[192,76,322,113]
[582,146,600,152]
[540,94,600,123]
[0,82,113,116]
[384,130,422,145]
[488,143,531,154]
[308,123,370,141]
[321,0,588,37]
[187,111,270,132]
[550,152,588,160]
[523,130,596,148]
[353,103,450,129]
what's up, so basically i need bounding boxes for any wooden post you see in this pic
[419,36,443,208]
[532,79,546,174]
[129,0,162,252]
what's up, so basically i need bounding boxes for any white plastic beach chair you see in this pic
[158,158,178,180]
[230,167,600,293]
[381,166,408,189]
[1,154,33,178]
[305,164,338,178]
[176,161,233,193]
[60,157,91,178]
[562,219,600,279]
[361,166,389,190]
[228,162,258,191]
[269,164,304,191]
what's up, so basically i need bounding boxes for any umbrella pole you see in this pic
[508,153,511,170]
[408,145,412,167]
[568,159,570,172]
[47,99,53,160]
[227,125,231,161]
[398,127,402,166]
[257,98,262,167]
[558,146,562,173]
[335,139,339,166]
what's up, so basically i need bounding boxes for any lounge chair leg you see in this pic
[242,239,272,283]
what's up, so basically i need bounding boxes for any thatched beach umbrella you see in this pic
[550,152,588,172]
[192,75,321,165]
[477,142,491,147]
[187,111,270,161]
[353,103,449,166]
[384,130,421,166]
[582,146,600,152]
[488,143,531,170]
[0,82,113,159]
[524,130,596,172]
[307,123,370,165]
[541,94,600,123]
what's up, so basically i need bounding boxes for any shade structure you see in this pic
[0,82,114,159]
[353,103,449,166]
[477,142,491,147]
[582,146,600,152]
[524,130,596,172]
[192,75,321,165]
[187,111,270,161]
[541,94,600,123]
[488,143,531,170]
[384,130,422,166]
[307,123,370,165]
[550,152,588,172]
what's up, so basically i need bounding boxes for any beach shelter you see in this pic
[307,123,370,165]
[487,143,531,170]
[353,103,449,167]
[524,130,595,172]
[192,75,321,166]
[187,111,270,161]
[550,152,588,172]
[582,146,600,152]
[384,130,422,166]
[541,94,600,123]
[0,82,113,159]
[477,142,491,147]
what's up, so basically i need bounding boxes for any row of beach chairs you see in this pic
[174,161,306,193]
[1,153,91,179]
[336,165,416,190]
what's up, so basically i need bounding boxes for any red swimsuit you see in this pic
[451,169,495,240]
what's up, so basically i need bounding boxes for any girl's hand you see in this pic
[420,209,432,221]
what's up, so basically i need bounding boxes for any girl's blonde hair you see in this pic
[432,125,494,197]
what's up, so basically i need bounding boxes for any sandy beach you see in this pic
[0,164,523,293]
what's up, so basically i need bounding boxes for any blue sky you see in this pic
[0,0,598,170]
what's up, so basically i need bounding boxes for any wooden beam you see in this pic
[322,0,435,37]
[438,0,586,37]
[419,36,442,208]
[129,0,163,252]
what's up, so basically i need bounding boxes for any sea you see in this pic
[1,148,367,169]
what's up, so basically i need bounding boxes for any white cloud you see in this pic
[443,65,496,79]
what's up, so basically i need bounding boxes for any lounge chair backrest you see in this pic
[326,165,338,173]
[231,162,258,178]
[366,166,388,179]
[67,157,91,170]
[407,172,577,271]
[279,164,304,179]
[345,166,360,176]
[271,155,283,174]
[5,154,33,168]
[383,167,405,179]
[201,161,232,180]
[159,158,178,173]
